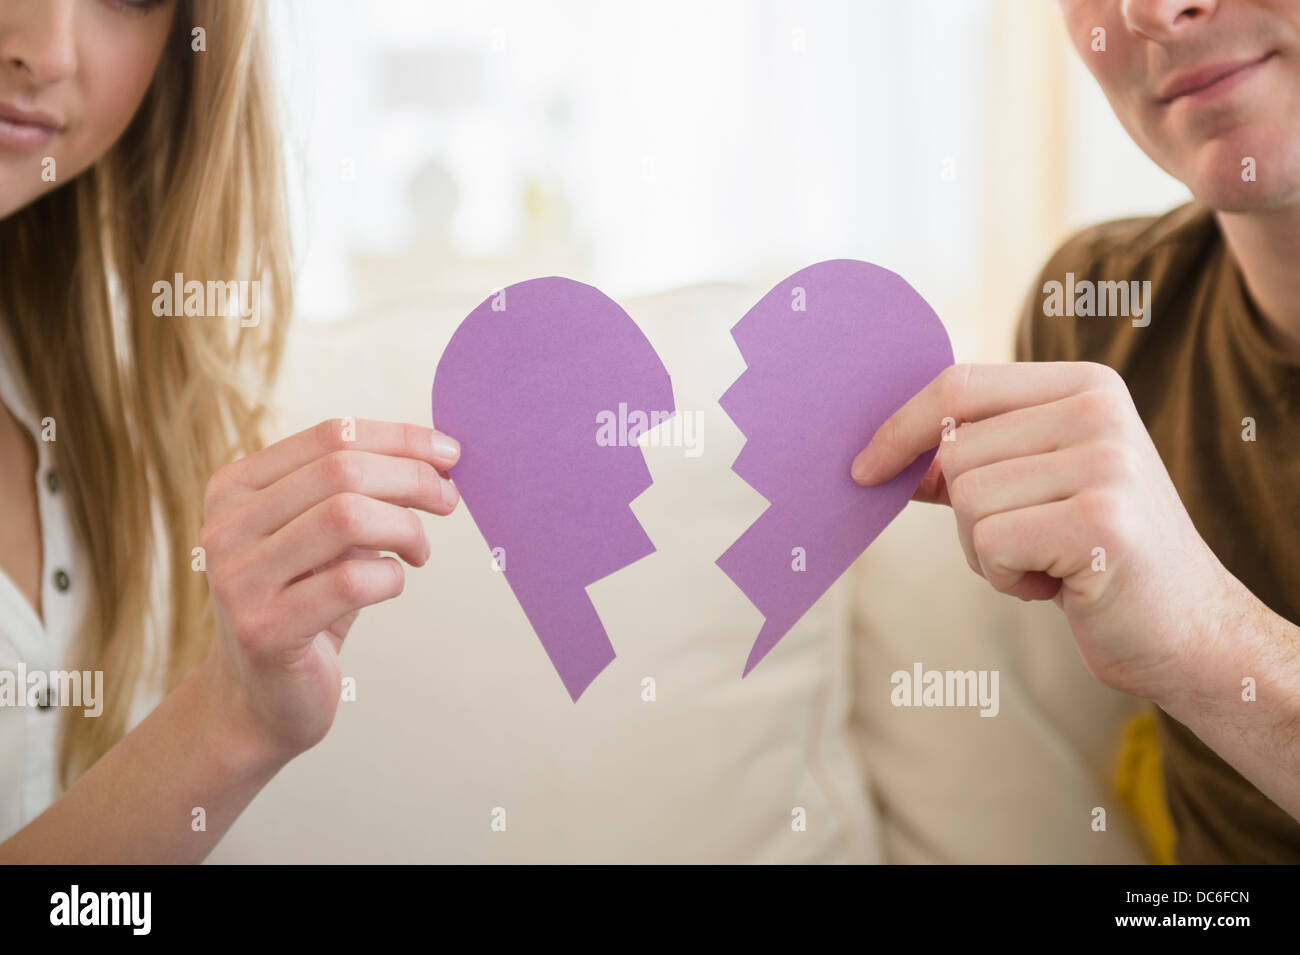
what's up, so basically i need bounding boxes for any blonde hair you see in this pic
[0,0,292,786]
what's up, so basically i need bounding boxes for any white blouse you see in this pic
[0,328,160,844]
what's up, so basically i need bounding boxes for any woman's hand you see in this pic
[196,418,461,766]
[850,362,1239,705]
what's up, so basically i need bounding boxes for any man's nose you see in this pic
[1121,0,1218,43]
[0,0,77,87]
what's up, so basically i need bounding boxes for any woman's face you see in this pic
[0,0,175,220]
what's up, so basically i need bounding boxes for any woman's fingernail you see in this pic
[432,433,460,463]
[850,451,870,484]
[440,476,460,508]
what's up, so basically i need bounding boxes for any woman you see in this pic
[0,0,459,861]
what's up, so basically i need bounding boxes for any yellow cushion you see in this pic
[1114,709,1177,864]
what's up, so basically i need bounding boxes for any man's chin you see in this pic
[1183,135,1300,213]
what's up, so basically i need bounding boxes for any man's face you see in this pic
[1060,0,1300,212]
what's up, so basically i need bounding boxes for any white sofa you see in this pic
[207,282,1151,864]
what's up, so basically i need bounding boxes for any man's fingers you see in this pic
[932,394,1097,482]
[224,418,461,491]
[969,498,1096,597]
[1005,571,1063,602]
[945,447,1099,578]
[851,361,1118,486]
[948,446,1098,526]
[912,454,950,504]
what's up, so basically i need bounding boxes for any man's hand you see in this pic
[850,361,1239,705]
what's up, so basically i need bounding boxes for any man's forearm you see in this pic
[1157,574,1300,824]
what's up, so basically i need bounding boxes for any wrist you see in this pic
[1156,571,1300,727]
[194,648,293,783]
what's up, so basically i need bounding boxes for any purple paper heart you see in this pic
[432,277,675,701]
[434,262,951,698]
[717,259,954,675]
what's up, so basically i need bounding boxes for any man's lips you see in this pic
[1157,52,1276,104]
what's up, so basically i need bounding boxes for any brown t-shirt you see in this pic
[1015,201,1300,864]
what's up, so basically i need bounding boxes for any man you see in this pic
[852,0,1299,863]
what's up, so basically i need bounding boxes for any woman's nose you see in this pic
[0,0,78,87]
